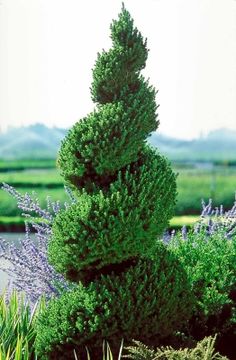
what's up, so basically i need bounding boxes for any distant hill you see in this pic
[0,124,236,162]
[0,124,67,159]
[148,128,236,162]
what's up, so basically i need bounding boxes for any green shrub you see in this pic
[124,336,228,360]
[169,225,236,342]
[48,148,176,282]
[36,245,193,359]
[35,4,193,359]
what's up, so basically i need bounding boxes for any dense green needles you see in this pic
[35,5,193,359]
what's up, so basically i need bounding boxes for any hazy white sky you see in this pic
[0,0,236,139]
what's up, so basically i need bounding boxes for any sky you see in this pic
[0,0,236,139]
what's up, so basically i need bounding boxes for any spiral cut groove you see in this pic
[35,5,194,359]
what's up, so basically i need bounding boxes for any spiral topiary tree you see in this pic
[35,5,194,359]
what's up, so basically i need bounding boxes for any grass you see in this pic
[0,159,56,171]
[81,340,124,360]
[0,169,63,187]
[0,216,24,225]
[0,291,45,360]
[169,215,199,228]
[176,167,236,214]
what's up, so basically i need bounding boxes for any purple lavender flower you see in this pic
[195,197,236,239]
[0,184,75,304]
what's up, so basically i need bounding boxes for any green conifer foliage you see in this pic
[36,5,194,359]
[57,6,157,185]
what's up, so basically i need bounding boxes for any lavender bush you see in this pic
[168,197,236,359]
[194,197,236,237]
[0,183,75,304]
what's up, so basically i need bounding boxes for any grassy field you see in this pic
[1,169,63,187]
[0,159,56,171]
[176,167,236,214]
[0,160,236,230]
[0,186,67,216]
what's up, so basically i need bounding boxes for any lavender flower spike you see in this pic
[0,183,76,304]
